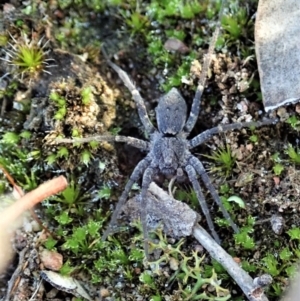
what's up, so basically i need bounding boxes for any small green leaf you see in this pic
[57,146,69,158]
[71,128,80,137]
[287,227,300,240]
[110,127,121,136]
[59,260,74,276]
[20,131,31,139]
[55,211,73,225]
[80,149,92,166]
[73,227,87,243]
[54,107,66,120]
[98,186,111,199]
[227,195,245,208]
[2,132,20,144]
[44,237,58,250]
[279,247,292,261]
[60,184,80,205]
[286,144,300,164]
[87,221,100,237]
[46,154,57,165]
[262,254,279,276]
[287,115,300,130]
[273,163,284,176]
[49,91,60,101]
[234,231,255,250]
[81,86,92,105]
[249,135,258,143]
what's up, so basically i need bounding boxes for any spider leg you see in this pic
[183,1,225,134]
[189,119,278,149]
[140,166,156,259]
[185,164,221,244]
[102,156,151,241]
[102,48,155,134]
[56,135,150,150]
[189,155,239,234]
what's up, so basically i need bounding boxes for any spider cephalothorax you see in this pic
[155,88,187,135]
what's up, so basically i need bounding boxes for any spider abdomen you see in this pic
[152,135,187,175]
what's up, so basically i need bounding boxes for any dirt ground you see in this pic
[0,1,300,300]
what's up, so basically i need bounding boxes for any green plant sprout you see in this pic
[124,11,149,34]
[203,144,236,177]
[0,80,18,100]
[262,253,280,277]
[271,152,284,176]
[161,55,197,91]
[234,216,255,250]
[249,134,258,143]
[80,149,93,166]
[146,228,230,300]
[55,211,73,225]
[287,115,300,131]
[0,140,39,190]
[2,32,53,79]
[286,144,300,164]
[287,227,300,240]
[59,260,76,276]
[81,86,92,105]
[98,185,112,200]
[221,2,248,41]
[43,237,58,250]
[50,91,67,120]
[273,163,284,176]
[147,0,206,22]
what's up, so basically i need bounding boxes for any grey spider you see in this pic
[98,56,276,253]
[58,18,277,256]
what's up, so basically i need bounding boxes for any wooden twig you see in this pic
[3,247,28,301]
[0,164,24,196]
[193,226,269,301]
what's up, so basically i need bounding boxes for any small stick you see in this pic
[4,247,28,301]
[193,226,269,301]
[0,176,68,227]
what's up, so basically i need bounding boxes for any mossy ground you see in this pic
[0,0,299,300]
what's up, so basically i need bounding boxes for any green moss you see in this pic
[221,1,249,41]
[203,144,236,177]
[287,115,300,131]
[286,144,300,164]
[81,86,92,105]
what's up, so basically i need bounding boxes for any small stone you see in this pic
[39,249,63,271]
[30,220,41,232]
[100,288,110,298]
[273,177,280,186]
[233,257,241,265]
[164,38,189,54]
[169,257,179,271]
[46,288,58,298]
[270,214,284,235]
[276,107,289,121]
[253,274,273,288]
